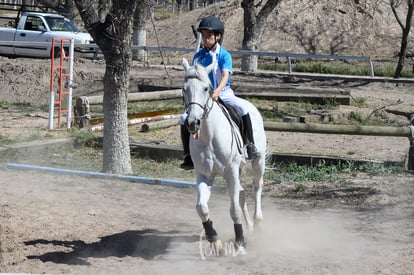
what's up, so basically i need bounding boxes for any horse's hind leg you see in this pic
[251,157,265,226]
[239,190,254,231]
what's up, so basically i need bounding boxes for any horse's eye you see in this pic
[204,87,209,92]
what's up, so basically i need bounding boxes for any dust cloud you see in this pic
[161,194,405,275]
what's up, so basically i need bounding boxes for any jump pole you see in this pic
[6,163,196,188]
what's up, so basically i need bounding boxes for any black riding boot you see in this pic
[180,124,193,170]
[242,113,261,160]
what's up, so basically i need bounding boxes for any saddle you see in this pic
[217,97,243,136]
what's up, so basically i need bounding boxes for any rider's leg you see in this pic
[179,114,193,170]
[220,91,260,160]
[241,113,261,160]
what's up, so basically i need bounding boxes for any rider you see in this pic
[180,15,260,170]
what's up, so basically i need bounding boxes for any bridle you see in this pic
[182,78,214,120]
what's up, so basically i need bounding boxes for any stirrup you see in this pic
[246,144,260,160]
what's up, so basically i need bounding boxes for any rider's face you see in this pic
[201,30,220,50]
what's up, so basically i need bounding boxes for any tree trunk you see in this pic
[189,0,196,11]
[241,0,259,72]
[102,63,131,174]
[21,0,31,11]
[75,0,136,174]
[63,0,74,18]
[177,0,183,14]
[132,2,147,62]
[36,0,73,15]
[394,1,414,78]
[98,0,108,23]
[240,0,281,72]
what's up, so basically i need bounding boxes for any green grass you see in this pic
[252,99,339,122]
[351,96,368,108]
[265,160,405,185]
[335,110,406,126]
[128,98,183,113]
[258,59,414,78]
[0,134,13,146]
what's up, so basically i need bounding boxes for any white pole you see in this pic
[7,163,196,188]
[66,38,74,129]
[48,40,55,130]
[287,57,292,74]
[48,92,54,130]
[195,32,202,53]
[369,57,374,78]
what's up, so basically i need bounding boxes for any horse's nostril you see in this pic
[187,120,200,134]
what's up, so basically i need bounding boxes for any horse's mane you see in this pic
[184,63,212,88]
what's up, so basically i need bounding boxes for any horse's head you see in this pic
[182,58,215,136]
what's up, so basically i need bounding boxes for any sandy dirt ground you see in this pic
[0,169,413,274]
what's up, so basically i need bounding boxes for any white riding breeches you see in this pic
[180,87,249,125]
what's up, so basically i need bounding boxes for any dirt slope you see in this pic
[147,0,405,58]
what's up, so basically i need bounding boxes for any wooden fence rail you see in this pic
[263,122,414,170]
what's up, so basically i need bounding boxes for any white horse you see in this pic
[182,58,266,252]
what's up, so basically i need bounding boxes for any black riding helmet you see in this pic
[198,16,224,50]
[197,16,224,35]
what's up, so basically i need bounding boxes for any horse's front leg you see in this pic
[225,170,247,250]
[195,174,218,242]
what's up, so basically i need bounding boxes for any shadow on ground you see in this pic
[24,229,199,265]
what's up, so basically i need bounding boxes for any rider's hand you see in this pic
[212,89,220,101]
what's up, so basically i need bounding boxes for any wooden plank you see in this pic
[140,119,179,132]
[128,142,402,166]
[264,122,411,137]
[87,89,182,105]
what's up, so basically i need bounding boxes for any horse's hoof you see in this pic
[236,245,247,256]
[234,241,247,256]
[211,240,224,256]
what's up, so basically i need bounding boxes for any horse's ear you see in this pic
[182,58,190,71]
[205,60,215,74]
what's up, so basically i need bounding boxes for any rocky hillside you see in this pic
[146,0,406,59]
